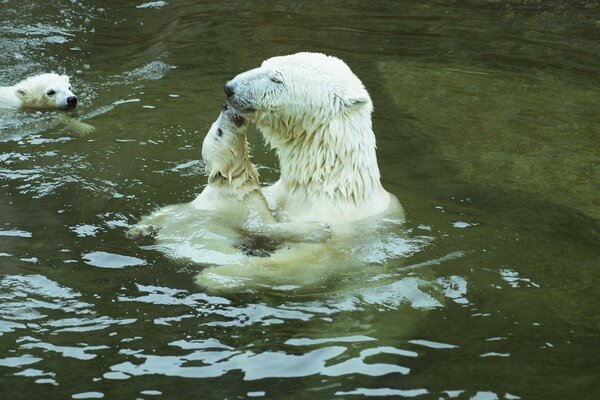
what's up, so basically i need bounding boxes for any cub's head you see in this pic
[15,73,78,110]
[223,52,372,129]
[202,105,248,183]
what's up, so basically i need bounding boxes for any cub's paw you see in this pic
[67,119,95,135]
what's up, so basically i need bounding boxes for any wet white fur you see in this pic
[0,73,75,110]
[226,52,403,225]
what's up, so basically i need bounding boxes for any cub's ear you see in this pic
[205,160,233,184]
[207,171,224,184]
[205,162,220,183]
[61,75,70,82]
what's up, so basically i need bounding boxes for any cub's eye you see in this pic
[47,90,56,96]
[217,128,223,137]
[270,77,282,84]
[221,104,228,111]
[68,86,72,91]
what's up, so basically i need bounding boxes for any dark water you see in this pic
[1,1,599,399]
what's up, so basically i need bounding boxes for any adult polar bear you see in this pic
[0,73,78,110]
[224,52,403,226]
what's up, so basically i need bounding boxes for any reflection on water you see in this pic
[1,1,599,399]
[110,342,412,380]
[0,269,451,394]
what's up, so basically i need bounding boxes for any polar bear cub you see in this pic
[128,105,331,259]
[224,52,403,226]
[0,73,77,110]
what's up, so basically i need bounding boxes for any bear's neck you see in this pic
[258,112,384,204]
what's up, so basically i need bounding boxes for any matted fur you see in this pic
[225,52,402,225]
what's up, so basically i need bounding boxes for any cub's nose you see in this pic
[67,96,78,107]
[224,81,235,97]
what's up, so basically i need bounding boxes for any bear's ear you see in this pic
[335,94,370,110]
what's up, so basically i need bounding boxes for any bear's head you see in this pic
[202,105,249,184]
[224,52,372,135]
[15,73,78,110]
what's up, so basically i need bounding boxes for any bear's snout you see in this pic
[224,81,235,97]
[67,96,78,108]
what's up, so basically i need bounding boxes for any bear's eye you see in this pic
[270,77,282,84]
[47,90,56,96]
[68,86,72,91]
[217,128,223,137]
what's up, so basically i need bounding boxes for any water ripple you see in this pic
[109,343,413,380]
[0,274,137,347]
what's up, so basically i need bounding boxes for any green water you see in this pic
[1,1,599,399]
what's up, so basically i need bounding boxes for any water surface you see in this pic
[1,1,599,399]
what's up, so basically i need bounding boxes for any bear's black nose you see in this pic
[67,96,78,107]
[224,81,235,97]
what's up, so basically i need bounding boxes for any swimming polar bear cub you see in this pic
[224,52,403,226]
[128,106,331,263]
[0,73,78,110]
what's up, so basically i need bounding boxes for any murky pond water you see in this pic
[1,1,599,399]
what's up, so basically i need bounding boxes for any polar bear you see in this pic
[0,73,78,110]
[128,105,331,263]
[224,52,403,226]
